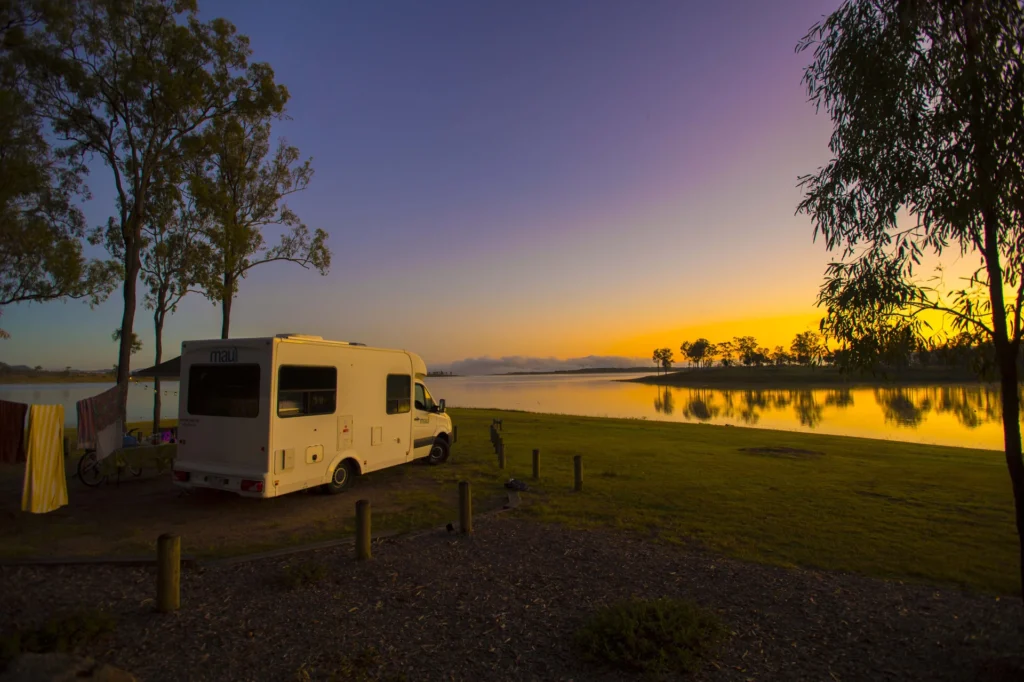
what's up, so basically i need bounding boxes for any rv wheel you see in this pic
[427,439,450,465]
[324,460,356,495]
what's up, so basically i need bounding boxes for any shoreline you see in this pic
[626,365,996,389]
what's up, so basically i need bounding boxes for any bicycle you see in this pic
[76,428,145,487]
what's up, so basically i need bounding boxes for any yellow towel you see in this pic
[21,405,68,514]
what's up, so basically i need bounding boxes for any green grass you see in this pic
[574,598,725,677]
[4,409,1017,594]
[452,408,1018,595]
[630,364,989,388]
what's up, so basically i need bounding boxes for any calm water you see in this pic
[0,374,1012,450]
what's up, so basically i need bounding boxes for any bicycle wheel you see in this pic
[77,451,105,487]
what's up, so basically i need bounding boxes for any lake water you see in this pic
[0,373,1012,451]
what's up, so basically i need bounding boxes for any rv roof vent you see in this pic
[276,333,323,341]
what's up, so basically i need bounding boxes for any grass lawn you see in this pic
[0,409,1016,595]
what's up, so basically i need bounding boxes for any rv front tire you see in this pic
[324,459,357,495]
[427,439,450,465]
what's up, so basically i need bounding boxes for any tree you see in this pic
[140,176,207,434]
[678,340,691,367]
[683,338,715,368]
[652,348,674,373]
[770,346,790,366]
[0,1,117,339]
[188,114,330,339]
[733,336,761,366]
[22,0,287,414]
[791,331,826,366]
[796,0,1024,594]
[717,340,736,367]
[112,327,142,355]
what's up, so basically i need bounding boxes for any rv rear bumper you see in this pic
[172,469,269,498]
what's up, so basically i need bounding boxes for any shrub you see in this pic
[0,610,117,669]
[574,598,725,677]
[277,560,328,590]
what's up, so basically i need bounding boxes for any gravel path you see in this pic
[1,514,1022,681]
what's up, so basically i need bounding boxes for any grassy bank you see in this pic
[457,409,1016,595]
[1,409,1015,594]
[629,364,990,388]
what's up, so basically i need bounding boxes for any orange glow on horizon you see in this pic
[604,310,824,359]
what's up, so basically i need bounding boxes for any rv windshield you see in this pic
[187,364,261,418]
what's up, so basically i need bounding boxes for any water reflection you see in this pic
[0,376,1016,450]
[653,386,675,415]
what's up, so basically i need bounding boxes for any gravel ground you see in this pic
[1,514,1022,681]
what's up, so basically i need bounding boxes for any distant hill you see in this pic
[0,362,115,384]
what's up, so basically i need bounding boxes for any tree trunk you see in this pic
[964,4,1024,601]
[983,210,1024,602]
[220,273,234,339]
[116,237,142,421]
[152,310,164,436]
[221,293,232,339]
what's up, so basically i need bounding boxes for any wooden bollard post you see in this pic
[356,499,371,561]
[459,481,472,534]
[156,533,180,613]
[573,455,583,492]
[498,441,506,469]
[532,448,540,480]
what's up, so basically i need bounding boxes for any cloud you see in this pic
[434,354,652,375]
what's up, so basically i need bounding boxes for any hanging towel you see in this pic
[76,385,121,450]
[21,405,68,514]
[0,399,28,464]
[95,418,122,462]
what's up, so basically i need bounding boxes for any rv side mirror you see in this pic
[438,399,446,414]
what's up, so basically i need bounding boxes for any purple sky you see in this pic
[3,0,842,372]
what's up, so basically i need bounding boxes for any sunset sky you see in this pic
[4,0,848,372]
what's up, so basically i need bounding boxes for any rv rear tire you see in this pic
[427,439,450,465]
[324,459,357,495]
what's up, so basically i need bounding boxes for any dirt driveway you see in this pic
[0,451,502,560]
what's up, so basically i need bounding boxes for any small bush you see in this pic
[574,598,725,677]
[0,610,117,669]
[277,560,328,590]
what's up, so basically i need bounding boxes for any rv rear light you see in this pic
[172,470,190,482]
[241,479,264,493]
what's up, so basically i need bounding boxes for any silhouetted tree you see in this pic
[22,0,288,414]
[797,0,1024,594]
[791,331,826,366]
[189,114,330,338]
[683,338,715,368]
[652,348,675,373]
[0,2,118,339]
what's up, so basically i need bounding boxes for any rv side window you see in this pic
[278,365,337,417]
[187,364,261,418]
[386,374,411,414]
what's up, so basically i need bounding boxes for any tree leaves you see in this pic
[796,0,1024,368]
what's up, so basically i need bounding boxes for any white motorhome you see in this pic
[172,334,454,498]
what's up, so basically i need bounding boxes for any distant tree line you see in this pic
[653,330,1002,374]
[0,0,333,430]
